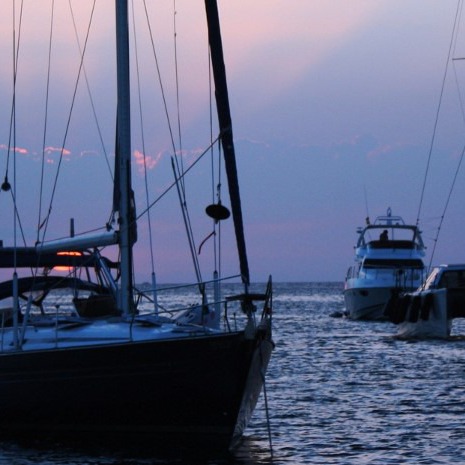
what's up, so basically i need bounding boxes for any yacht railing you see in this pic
[0,273,272,352]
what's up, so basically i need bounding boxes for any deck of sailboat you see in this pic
[0,273,270,352]
[0,318,220,352]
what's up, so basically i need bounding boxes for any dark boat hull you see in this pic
[0,330,273,448]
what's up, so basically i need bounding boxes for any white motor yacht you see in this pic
[344,208,426,320]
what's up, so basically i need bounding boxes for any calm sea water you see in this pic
[2,282,465,464]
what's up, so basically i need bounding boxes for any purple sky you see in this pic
[1,1,465,283]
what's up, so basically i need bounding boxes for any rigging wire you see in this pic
[68,0,113,181]
[170,1,203,283]
[4,0,23,189]
[6,0,28,252]
[208,44,222,277]
[427,142,465,269]
[7,0,26,250]
[68,0,116,233]
[141,0,177,154]
[416,0,462,227]
[140,0,203,286]
[452,0,465,124]
[39,0,97,245]
[10,0,25,349]
[12,0,18,266]
[136,135,220,220]
[130,0,156,288]
[37,0,55,245]
[173,0,184,185]
[426,0,465,268]
[171,158,203,284]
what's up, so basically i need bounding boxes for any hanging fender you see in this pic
[388,294,410,324]
[420,292,434,321]
[397,294,411,323]
[408,295,421,323]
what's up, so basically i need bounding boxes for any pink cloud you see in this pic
[134,150,163,173]
[43,147,72,164]
[367,143,405,159]
[0,144,28,155]
[44,146,71,157]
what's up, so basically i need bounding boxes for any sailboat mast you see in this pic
[204,0,250,286]
[115,0,134,314]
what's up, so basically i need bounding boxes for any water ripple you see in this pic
[2,283,465,464]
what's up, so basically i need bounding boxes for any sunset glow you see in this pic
[53,251,82,273]
[0,1,463,283]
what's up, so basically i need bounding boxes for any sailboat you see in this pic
[0,0,273,450]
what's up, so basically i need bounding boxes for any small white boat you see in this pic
[344,208,426,320]
[386,264,465,338]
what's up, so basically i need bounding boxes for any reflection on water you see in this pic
[1,282,465,464]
